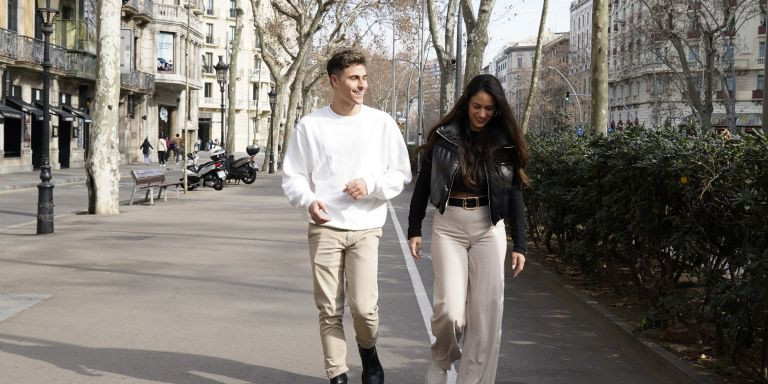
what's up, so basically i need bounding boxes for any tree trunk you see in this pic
[590,0,609,135]
[763,4,768,132]
[278,48,309,168]
[460,0,494,86]
[86,0,121,215]
[521,0,548,134]
[428,0,458,116]
[226,2,243,152]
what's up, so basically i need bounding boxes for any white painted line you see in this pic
[387,201,457,382]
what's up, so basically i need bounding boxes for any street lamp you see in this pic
[36,0,59,235]
[214,55,228,148]
[267,86,277,174]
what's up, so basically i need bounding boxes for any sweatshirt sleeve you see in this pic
[281,123,317,210]
[360,119,412,200]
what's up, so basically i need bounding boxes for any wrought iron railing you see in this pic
[121,70,155,94]
[140,0,154,16]
[123,0,139,10]
[66,51,97,79]
[0,28,18,58]
[15,36,68,71]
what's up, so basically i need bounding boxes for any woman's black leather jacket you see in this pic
[407,123,528,255]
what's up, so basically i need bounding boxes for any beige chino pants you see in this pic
[308,224,383,379]
[430,206,507,384]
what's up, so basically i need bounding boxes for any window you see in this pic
[206,0,214,15]
[32,88,42,103]
[758,75,764,91]
[726,75,734,91]
[206,24,213,44]
[726,44,734,61]
[11,85,21,98]
[205,52,213,73]
[760,42,766,59]
[230,0,236,17]
[228,26,235,44]
[253,118,259,133]
[60,93,72,106]
[688,46,699,62]
[252,83,259,101]
[517,57,522,68]
[204,83,213,98]
[7,0,17,32]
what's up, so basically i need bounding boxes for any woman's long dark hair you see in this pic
[420,74,529,187]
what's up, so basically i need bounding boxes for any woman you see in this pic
[139,137,153,166]
[407,74,528,384]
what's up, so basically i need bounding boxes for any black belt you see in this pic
[447,195,489,209]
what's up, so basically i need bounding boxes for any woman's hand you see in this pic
[408,237,423,260]
[510,252,526,277]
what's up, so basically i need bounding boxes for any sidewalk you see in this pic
[0,151,265,191]
[0,174,713,383]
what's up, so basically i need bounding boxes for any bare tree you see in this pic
[460,0,495,85]
[520,0,548,133]
[86,0,121,214]
[226,0,244,152]
[427,0,459,116]
[636,0,759,131]
[590,0,609,135]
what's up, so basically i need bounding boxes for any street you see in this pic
[0,173,685,383]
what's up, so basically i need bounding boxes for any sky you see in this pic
[483,0,574,65]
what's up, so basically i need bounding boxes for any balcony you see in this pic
[135,0,154,25]
[66,51,97,80]
[16,36,68,71]
[121,70,155,94]
[752,89,763,100]
[0,28,18,60]
[155,3,203,33]
[122,0,140,16]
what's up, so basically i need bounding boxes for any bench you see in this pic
[129,169,183,206]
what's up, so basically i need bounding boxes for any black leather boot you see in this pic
[358,345,384,384]
[330,373,348,384]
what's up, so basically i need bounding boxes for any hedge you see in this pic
[525,126,768,379]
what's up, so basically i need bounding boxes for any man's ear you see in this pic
[329,75,337,89]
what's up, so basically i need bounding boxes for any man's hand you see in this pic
[308,200,331,224]
[343,178,368,200]
[408,236,423,260]
[510,252,526,277]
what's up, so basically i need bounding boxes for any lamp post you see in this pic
[36,0,59,235]
[267,86,277,174]
[252,57,262,145]
[214,55,228,148]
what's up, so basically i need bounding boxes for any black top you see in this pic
[407,146,528,256]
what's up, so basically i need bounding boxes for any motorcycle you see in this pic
[223,145,260,185]
[183,147,226,191]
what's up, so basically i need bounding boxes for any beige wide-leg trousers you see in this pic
[430,206,507,384]
[308,224,383,379]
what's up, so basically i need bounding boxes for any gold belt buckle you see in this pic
[463,197,480,210]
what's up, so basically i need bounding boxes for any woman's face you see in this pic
[467,91,496,132]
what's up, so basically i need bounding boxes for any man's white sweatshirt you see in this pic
[282,105,412,230]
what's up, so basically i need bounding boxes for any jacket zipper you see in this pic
[437,129,460,211]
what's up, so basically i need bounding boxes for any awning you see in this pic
[0,103,23,120]
[62,106,92,123]
[35,103,75,122]
[6,97,44,121]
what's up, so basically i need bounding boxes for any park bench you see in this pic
[129,169,182,206]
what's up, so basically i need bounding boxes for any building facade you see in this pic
[570,0,592,96]
[198,0,271,151]
[0,0,157,174]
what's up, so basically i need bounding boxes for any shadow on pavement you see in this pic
[0,334,320,384]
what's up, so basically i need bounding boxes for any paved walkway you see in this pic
[0,171,712,383]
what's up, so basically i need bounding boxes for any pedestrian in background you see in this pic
[407,74,528,384]
[156,135,167,166]
[171,134,182,163]
[164,135,172,163]
[282,48,411,384]
[139,137,153,166]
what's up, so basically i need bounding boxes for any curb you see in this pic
[525,258,716,384]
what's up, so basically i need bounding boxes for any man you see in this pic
[171,133,182,163]
[282,48,411,384]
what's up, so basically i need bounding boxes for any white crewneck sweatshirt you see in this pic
[282,105,412,230]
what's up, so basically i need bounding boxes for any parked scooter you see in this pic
[183,147,226,191]
[223,145,260,184]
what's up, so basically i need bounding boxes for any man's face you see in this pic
[330,64,368,105]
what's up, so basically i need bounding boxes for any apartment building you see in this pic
[199,0,271,151]
[0,0,160,174]
[540,33,577,131]
[570,0,592,96]
[608,0,765,131]
[491,41,537,118]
